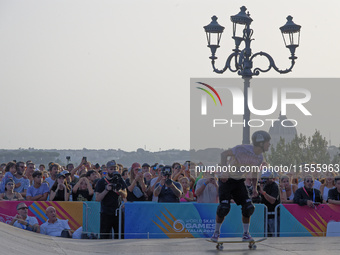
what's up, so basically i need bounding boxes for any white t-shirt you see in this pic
[298,180,321,190]
[40,219,70,237]
[13,216,39,230]
[195,178,219,203]
[45,177,57,189]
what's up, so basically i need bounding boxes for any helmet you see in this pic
[252,130,271,147]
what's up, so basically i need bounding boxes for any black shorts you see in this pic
[218,178,251,205]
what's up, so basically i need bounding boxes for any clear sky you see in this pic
[0,0,339,151]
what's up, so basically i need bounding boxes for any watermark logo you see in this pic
[196,82,223,115]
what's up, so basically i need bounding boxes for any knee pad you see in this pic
[217,200,230,218]
[242,201,255,218]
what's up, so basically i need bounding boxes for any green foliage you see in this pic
[268,130,330,166]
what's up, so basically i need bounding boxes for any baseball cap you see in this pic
[106,160,117,168]
[142,163,150,168]
[5,179,14,185]
[61,170,70,176]
[261,171,274,179]
[131,162,141,170]
[57,173,66,178]
[32,171,42,178]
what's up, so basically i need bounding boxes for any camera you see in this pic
[109,173,123,190]
[165,178,173,186]
[83,157,87,163]
[161,166,172,177]
[66,156,71,161]
[138,168,143,173]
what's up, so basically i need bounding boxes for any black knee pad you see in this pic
[217,200,230,218]
[242,201,255,218]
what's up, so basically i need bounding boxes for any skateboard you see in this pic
[207,237,267,250]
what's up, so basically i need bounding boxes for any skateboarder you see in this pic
[211,130,271,242]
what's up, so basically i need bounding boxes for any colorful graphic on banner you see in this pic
[0,201,83,231]
[280,204,340,237]
[124,202,265,239]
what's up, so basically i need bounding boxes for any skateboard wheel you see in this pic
[216,244,223,250]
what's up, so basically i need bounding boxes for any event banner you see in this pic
[280,204,340,237]
[0,201,83,231]
[124,202,265,239]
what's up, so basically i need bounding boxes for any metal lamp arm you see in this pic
[250,51,296,75]
[211,52,240,74]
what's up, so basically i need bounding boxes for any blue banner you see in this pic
[124,202,265,239]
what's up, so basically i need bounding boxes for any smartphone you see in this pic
[83,157,87,163]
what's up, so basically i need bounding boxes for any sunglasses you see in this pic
[18,207,28,210]
[306,180,314,183]
[6,183,14,186]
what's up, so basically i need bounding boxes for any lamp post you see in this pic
[203,6,301,144]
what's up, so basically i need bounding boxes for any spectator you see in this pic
[142,163,150,173]
[95,160,127,239]
[327,176,340,205]
[0,161,17,193]
[25,162,36,185]
[154,165,182,203]
[117,164,124,174]
[45,163,61,188]
[171,162,182,181]
[195,172,219,203]
[0,179,24,201]
[126,163,147,202]
[26,171,49,201]
[121,169,129,181]
[179,177,194,202]
[67,163,80,188]
[9,202,40,233]
[147,164,164,202]
[298,169,321,190]
[294,175,323,207]
[72,177,94,201]
[49,173,71,201]
[258,172,280,236]
[280,175,298,203]
[320,172,335,202]
[42,170,49,182]
[143,172,152,186]
[40,206,72,237]
[14,162,30,199]
[0,170,3,182]
[39,164,45,172]
[86,170,98,189]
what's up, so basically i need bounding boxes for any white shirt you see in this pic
[40,219,70,237]
[13,216,39,230]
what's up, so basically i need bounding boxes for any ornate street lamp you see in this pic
[203,6,301,144]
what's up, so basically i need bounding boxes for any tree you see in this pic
[268,130,330,167]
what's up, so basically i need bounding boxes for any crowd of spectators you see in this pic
[0,158,340,238]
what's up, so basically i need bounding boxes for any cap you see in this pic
[131,162,141,170]
[5,178,14,185]
[142,163,150,168]
[61,170,70,176]
[261,171,274,179]
[32,171,42,178]
[86,170,96,177]
[57,173,66,178]
[106,160,117,168]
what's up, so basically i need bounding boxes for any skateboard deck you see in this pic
[207,237,267,250]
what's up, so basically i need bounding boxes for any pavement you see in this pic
[1,222,339,255]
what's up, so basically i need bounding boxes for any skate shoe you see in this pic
[242,232,254,242]
[210,232,220,242]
